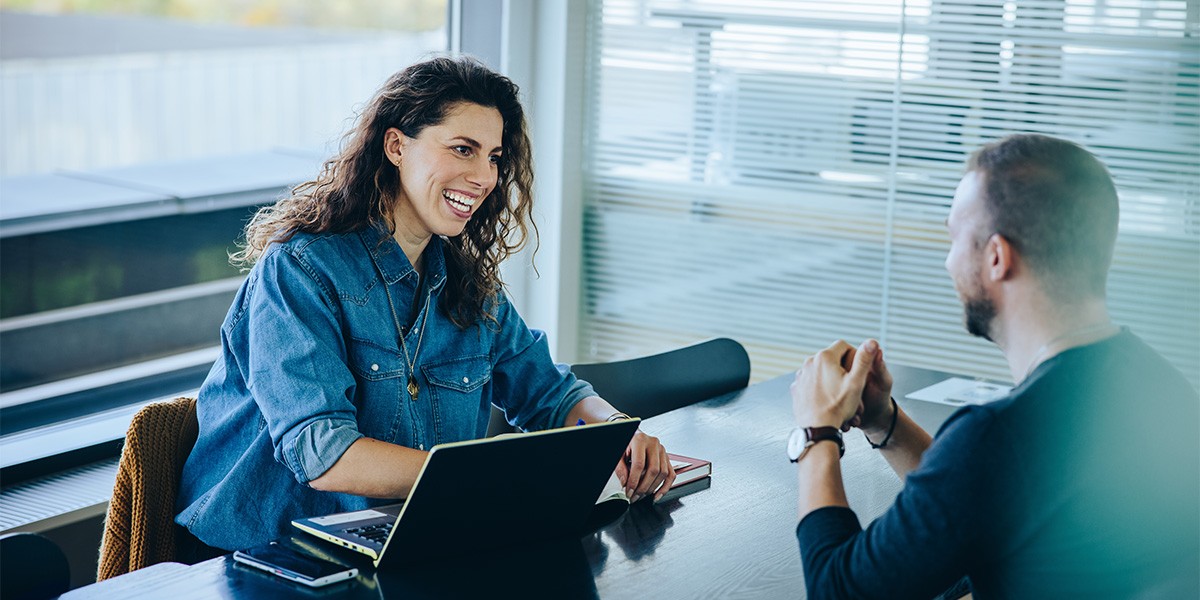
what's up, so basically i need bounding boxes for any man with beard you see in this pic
[787,134,1199,599]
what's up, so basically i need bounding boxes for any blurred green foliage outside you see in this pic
[3,0,446,32]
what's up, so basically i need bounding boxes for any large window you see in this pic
[2,1,446,176]
[0,2,446,451]
[580,0,1199,387]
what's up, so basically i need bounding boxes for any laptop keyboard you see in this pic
[347,522,393,545]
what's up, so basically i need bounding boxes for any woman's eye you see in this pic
[452,146,472,156]
[489,155,502,166]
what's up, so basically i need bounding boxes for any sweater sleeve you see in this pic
[795,405,1017,600]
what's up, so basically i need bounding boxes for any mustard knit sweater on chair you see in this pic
[97,396,198,581]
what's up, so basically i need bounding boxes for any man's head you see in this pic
[945,134,1120,340]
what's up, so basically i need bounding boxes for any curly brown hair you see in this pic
[232,55,536,327]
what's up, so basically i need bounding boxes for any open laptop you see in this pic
[292,418,639,568]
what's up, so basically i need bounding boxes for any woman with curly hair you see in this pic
[175,56,674,555]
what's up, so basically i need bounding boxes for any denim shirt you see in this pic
[176,225,595,550]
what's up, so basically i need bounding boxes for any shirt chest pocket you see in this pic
[422,354,492,441]
[347,337,407,443]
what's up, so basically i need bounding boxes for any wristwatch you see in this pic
[787,426,845,462]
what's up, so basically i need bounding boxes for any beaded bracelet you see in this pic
[865,396,899,449]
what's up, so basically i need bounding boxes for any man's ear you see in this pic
[383,127,405,166]
[986,233,1017,282]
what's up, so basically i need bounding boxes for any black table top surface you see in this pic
[63,363,966,599]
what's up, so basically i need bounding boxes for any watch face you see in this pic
[787,427,807,461]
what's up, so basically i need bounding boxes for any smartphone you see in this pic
[233,541,359,587]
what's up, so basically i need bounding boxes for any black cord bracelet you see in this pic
[865,396,899,449]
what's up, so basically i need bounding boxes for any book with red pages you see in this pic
[588,452,713,528]
[666,452,712,488]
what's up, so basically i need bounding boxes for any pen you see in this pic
[576,418,586,426]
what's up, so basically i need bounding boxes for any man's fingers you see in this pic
[817,340,851,365]
[840,346,856,371]
[842,414,862,431]
[873,344,894,388]
[848,339,878,384]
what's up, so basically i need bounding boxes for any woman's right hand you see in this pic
[616,430,676,503]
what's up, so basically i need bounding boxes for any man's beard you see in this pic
[961,276,997,342]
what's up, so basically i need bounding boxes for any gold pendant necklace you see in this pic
[379,268,431,402]
[397,298,430,402]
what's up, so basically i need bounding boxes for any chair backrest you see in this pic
[97,396,198,581]
[0,532,70,600]
[487,338,750,436]
[571,337,750,419]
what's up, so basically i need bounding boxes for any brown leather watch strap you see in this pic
[804,426,845,458]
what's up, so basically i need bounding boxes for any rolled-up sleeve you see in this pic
[244,248,363,484]
[284,419,363,484]
[489,294,596,431]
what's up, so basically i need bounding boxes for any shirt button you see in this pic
[462,376,469,383]
[418,443,425,450]
[371,364,379,371]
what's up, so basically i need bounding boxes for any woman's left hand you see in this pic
[615,430,676,502]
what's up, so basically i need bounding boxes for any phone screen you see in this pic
[233,542,357,587]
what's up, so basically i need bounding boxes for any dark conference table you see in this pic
[61,364,964,599]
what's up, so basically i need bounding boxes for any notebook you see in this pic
[292,418,640,568]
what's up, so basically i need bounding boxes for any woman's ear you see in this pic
[383,127,405,166]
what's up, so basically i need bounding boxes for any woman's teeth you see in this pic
[443,191,475,212]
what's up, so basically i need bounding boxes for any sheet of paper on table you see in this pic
[906,377,1013,407]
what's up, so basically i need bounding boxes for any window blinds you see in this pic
[579,0,1199,387]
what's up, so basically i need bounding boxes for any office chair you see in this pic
[488,337,751,436]
[97,396,198,581]
[0,532,71,599]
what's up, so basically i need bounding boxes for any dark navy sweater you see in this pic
[796,331,1200,599]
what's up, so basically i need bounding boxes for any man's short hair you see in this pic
[967,134,1119,300]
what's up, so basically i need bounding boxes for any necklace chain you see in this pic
[1023,321,1119,380]
[376,261,431,402]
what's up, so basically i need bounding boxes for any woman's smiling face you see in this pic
[387,101,504,242]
